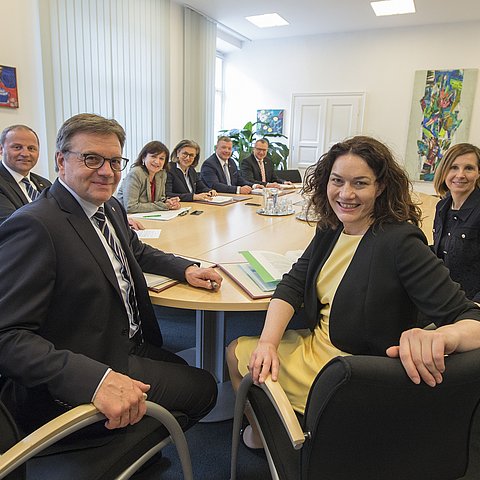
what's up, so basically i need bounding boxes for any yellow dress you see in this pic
[235,231,363,414]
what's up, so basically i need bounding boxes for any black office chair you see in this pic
[231,350,480,480]
[0,380,193,480]
[275,169,302,183]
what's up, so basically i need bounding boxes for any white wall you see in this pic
[0,0,49,177]
[223,21,480,171]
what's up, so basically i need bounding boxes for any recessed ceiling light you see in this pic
[371,0,416,16]
[245,13,289,28]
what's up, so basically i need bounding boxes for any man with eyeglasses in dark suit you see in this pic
[0,114,220,452]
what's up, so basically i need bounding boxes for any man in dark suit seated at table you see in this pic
[201,135,262,194]
[0,113,221,447]
[241,138,292,188]
[0,124,52,224]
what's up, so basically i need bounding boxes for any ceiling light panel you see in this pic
[371,0,416,16]
[245,13,289,28]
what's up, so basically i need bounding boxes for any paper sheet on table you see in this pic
[130,207,191,221]
[135,229,161,239]
[208,195,233,203]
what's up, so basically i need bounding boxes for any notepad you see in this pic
[131,207,191,221]
[143,273,178,293]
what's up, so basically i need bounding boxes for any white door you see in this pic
[290,93,365,173]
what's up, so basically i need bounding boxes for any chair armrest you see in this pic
[262,375,305,449]
[0,404,102,478]
[0,401,192,480]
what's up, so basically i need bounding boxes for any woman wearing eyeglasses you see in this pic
[116,141,180,213]
[166,139,216,201]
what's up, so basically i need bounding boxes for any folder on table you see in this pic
[218,263,275,300]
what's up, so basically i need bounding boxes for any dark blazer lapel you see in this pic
[49,181,123,297]
[30,173,50,192]
[253,159,262,181]
[187,167,196,192]
[103,200,139,274]
[176,166,190,191]
[0,163,29,205]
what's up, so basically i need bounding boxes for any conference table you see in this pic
[141,190,317,421]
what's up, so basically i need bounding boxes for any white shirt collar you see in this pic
[2,160,33,184]
[58,178,101,218]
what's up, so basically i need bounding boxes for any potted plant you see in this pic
[218,121,290,170]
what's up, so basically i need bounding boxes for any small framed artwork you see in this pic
[0,65,19,108]
[257,109,284,134]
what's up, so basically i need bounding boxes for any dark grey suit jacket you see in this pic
[0,179,195,431]
[240,154,283,186]
[0,162,52,224]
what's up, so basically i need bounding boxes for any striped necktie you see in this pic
[93,207,141,338]
[21,178,40,201]
[223,162,231,186]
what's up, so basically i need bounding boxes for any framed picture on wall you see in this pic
[257,109,284,134]
[0,65,19,109]
[405,69,478,182]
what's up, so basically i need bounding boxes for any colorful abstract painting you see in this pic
[405,69,477,182]
[257,109,284,134]
[0,65,19,109]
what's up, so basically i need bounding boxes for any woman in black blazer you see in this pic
[227,136,480,450]
[432,143,480,302]
[166,139,216,201]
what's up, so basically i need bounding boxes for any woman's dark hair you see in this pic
[433,143,480,197]
[170,139,201,167]
[132,141,169,171]
[303,135,421,230]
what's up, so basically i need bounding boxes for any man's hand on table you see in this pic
[185,265,223,291]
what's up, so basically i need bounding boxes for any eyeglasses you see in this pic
[180,151,196,159]
[65,151,129,172]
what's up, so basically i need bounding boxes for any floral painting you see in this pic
[0,65,19,109]
[256,109,284,135]
[405,69,477,182]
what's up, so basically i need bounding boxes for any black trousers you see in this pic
[129,342,218,429]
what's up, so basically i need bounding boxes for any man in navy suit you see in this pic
[201,136,262,194]
[0,113,220,438]
[0,124,52,224]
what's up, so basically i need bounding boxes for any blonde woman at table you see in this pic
[116,141,180,213]
[432,143,480,303]
[166,139,217,201]
[227,135,480,450]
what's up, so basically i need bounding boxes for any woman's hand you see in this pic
[249,340,280,384]
[166,197,181,210]
[386,326,462,387]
